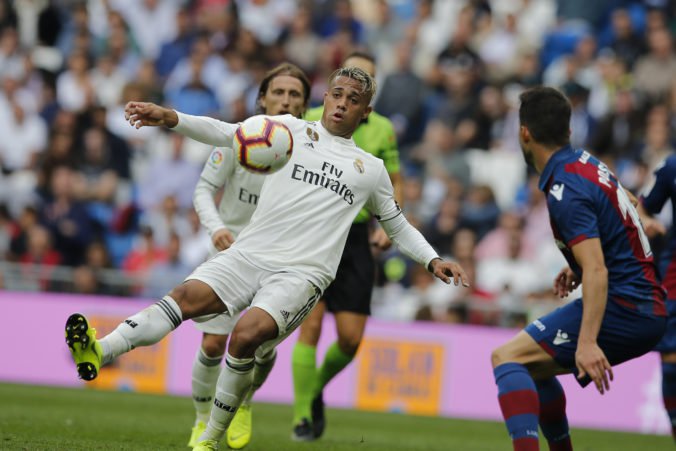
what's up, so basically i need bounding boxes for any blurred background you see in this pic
[0,0,675,330]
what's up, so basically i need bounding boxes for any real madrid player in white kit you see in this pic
[65,67,468,451]
[189,63,311,449]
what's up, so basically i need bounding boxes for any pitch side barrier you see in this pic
[0,291,668,435]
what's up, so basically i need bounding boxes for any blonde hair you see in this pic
[328,67,377,104]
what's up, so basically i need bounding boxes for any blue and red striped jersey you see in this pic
[539,146,666,315]
[641,154,676,300]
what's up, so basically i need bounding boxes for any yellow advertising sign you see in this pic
[88,314,169,394]
[356,338,444,415]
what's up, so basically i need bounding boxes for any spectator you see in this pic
[634,26,676,104]
[142,231,191,298]
[374,40,426,149]
[39,165,94,266]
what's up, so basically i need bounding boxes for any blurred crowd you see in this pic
[0,0,675,328]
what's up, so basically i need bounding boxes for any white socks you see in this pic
[99,296,182,365]
[192,348,223,424]
[201,353,254,442]
[243,348,277,405]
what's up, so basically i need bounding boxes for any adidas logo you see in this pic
[125,319,138,328]
[280,310,290,322]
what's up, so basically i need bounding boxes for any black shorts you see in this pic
[322,222,374,315]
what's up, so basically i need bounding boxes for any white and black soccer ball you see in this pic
[234,116,294,174]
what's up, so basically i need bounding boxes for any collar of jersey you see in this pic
[316,120,356,146]
[538,144,574,192]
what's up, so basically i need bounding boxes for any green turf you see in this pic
[0,382,670,450]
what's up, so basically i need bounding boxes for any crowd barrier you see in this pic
[0,291,669,435]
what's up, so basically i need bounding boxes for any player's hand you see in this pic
[212,228,234,251]
[370,227,392,250]
[576,341,613,395]
[428,258,470,287]
[552,267,580,298]
[124,101,178,129]
[641,216,667,239]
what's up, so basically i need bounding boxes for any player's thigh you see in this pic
[334,310,367,354]
[492,330,567,380]
[201,332,229,358]
[168,279,226,320]
[253,273,322,356]
[184,249,261,318]
[298,300,326,346]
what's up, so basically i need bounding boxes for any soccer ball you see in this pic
[234,116,294,174]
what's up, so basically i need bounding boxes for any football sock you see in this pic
[536,378,571,451]
[292,342,316,424]
[662,361,676,440]
[494,362,540,451]
[201,353,254,442]
[192,347,223,424]
[315,341,354,395]
[99,296,182,365]
[242,348,277,406]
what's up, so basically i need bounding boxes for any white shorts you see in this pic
[185,249,321,348]
[192,312,239,335]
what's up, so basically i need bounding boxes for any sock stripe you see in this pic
[226,357,255,373]
[513,437,539,451]
[540,395,566,422]
[664,396,676,410]
[198,349,223,367]
[498,389,540,419]
[505,412,539,435]
[255,348,277,365]
[156,298,181,329]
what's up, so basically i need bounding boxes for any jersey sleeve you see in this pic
[641,158,672,215]
[548,179,600,247]
[364,163,401,221]
[200,147,237,187]
[174,111,238,147]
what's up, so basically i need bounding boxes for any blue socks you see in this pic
[494,363,539,450]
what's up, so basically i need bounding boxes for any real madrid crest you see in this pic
[306,127,319,142]
[353,159,365,174]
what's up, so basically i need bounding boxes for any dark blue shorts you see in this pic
[654,300,676,353]
[525,298,666,387]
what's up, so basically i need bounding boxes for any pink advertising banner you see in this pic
[0,291,669,435]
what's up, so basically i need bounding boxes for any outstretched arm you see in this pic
[367,166,468,286]
[380,213,469,286]
[125,101,179,128]
[125,101,238,147]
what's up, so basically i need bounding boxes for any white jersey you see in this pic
[175,113,439,291]
[196,146,264,238]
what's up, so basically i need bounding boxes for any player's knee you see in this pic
[202,334,227,358]
[298,318,322,345]
[337,334,362,356]
[229,323,277,358]
[491,344,515,369]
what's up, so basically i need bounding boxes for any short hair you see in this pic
[519,86,571,148]
[257,62,311,107]
[343,50,376,65]
[328,67,377,104]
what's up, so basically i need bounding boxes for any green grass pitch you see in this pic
[0,383,671,450]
